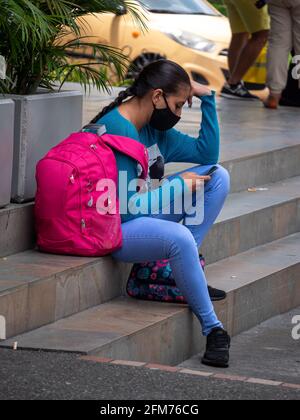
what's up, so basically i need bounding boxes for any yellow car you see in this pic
[70,0,232,92]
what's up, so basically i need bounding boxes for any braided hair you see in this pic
[90,59,191,124]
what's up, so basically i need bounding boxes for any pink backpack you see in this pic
[35,132,149,257]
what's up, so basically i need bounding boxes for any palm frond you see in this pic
[0,0,147,94]
[0,0,54,44]
[42,39,130,93]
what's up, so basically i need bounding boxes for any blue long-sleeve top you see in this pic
[97,92,220,223]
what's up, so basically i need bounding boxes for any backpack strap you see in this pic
[101,134,149,179]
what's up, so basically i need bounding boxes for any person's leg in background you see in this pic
[229,29,269,84]
[223,0,250,77]
[111,216,231,367]
[265,0,293,109]
[228,33,250,79]
[222,0,270,99]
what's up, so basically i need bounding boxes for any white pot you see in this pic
[0,99,14,208]
[6,90,83,203]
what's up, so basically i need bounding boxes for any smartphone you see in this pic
[204,165,219,177]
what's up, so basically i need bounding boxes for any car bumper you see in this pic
[182,50,228,93]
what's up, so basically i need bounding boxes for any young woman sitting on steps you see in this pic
[90,60,231,368]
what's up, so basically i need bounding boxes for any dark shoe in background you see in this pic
[208,285,227,302]
[221,82,260,100]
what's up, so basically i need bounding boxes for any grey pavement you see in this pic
[0,349,299,401]
[0,308,299,400]
[178,307,300,385]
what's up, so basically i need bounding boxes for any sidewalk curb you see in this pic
[79,356,300,391]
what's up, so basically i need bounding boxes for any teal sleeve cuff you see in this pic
[199,90,216,102]
[195,90,215,99]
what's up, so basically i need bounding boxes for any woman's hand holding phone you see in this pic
[179,166,218,192]
[179,172,211,193]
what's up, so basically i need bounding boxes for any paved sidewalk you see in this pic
[178,307,300,385]
[0,348,299,400]
[0,308,299,400]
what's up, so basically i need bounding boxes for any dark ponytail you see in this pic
[90,60,191,124]
[90,85,136,123]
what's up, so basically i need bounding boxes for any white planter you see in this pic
[7,90,83,203]
[0,99,14,208]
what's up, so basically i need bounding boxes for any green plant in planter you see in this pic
[0,0,146,95]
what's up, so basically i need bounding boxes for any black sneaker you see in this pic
[199,255,227,302]
[221,82,259,100]
[208,286,227,302]
[202,328,231,368]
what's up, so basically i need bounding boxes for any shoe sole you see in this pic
[220,93,259,101]
[210,294,227,302]
[201,358,229,369]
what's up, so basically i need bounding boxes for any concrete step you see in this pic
[2,173,299,265]
[0,203,35,258]
[1,232,299,365]
[165,141,300,194]
[167,97,300,193]
[0,176,299,339]
[0,251,132,339]
[203,175,300,264]
[222,141,300,193]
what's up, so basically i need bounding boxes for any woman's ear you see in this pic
[152,89,163,106]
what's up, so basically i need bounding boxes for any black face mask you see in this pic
[149,93,181,131]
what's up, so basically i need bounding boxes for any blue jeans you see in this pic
[112,164,230,336]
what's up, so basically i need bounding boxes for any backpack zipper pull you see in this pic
[87,180,93,193]
[81,219,86,230]
[70,174,75,184]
